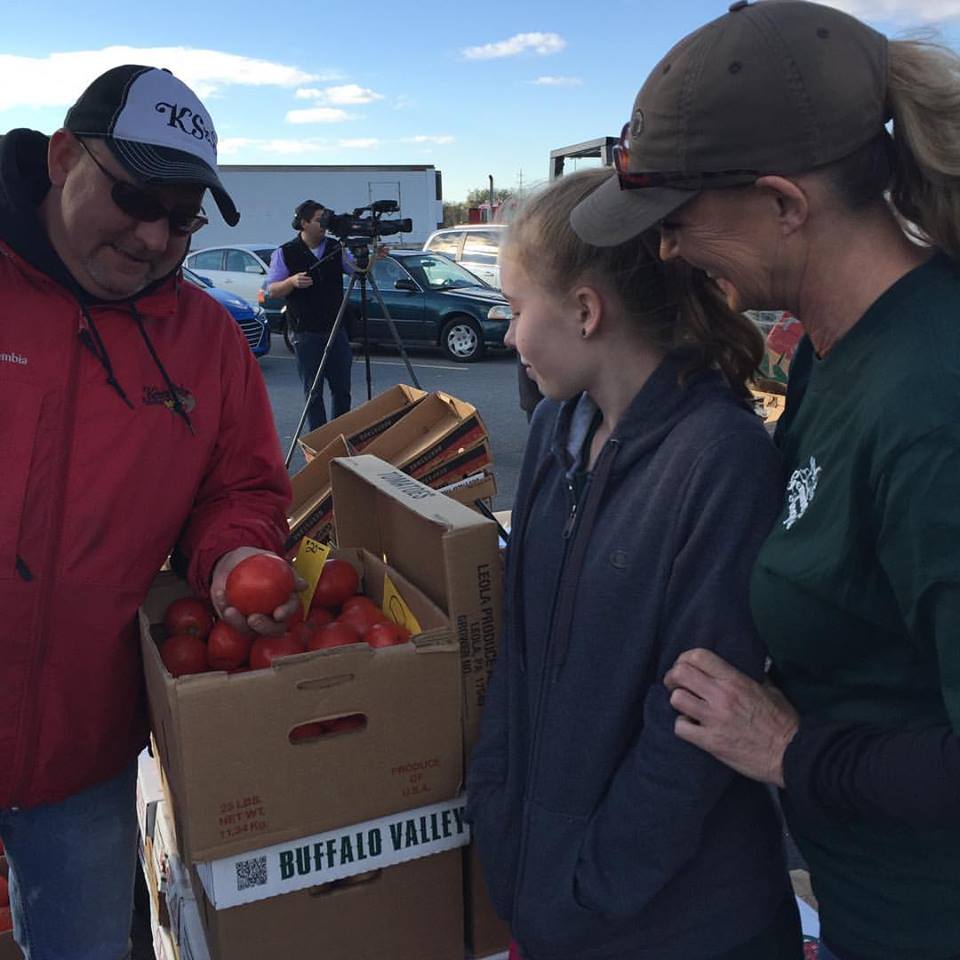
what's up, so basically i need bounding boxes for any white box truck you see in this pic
[202,164,444,247]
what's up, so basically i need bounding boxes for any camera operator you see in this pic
[267,200,355,429]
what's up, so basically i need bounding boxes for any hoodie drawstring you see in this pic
[130,303,195,435]
[79,305,133,409]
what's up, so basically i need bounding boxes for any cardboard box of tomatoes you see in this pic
[140,547,463,869]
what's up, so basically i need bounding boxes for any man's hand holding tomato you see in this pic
[211,547,307,636]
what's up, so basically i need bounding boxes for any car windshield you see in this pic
[398,254,488,290]
[253,248,275,265]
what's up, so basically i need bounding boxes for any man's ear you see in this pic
[755,175,808,236]
[47,130,82,189]
[572,284,604,338]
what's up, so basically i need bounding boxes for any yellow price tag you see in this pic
[382,572,422,636]
[293,537,331,614]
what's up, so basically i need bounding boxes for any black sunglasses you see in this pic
[613,122,760,192]
[78,138,208,237]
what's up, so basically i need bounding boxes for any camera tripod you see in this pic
[284,241,422,467]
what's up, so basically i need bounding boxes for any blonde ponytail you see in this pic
[887,39,960,261]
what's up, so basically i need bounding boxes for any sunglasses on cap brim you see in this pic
[613,122,760,192]
[78,138,208,237]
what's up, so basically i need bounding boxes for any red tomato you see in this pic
[249,633,302,670]
[225,554,295,617]
[308,622,361,650]
[0,905,10,933]
[311,559,360,610]
[206,621,253,671]
[160,634,208,677]
[0,874,8,908]
[287,604,305,628]
[307,606,334,628]
[338,603,388,638]
[289,721,328,743]
[285,622,316,650]
[341,595,377,614]
[163,597,213,640]
[396,625,412,643]
[365,621,402,648]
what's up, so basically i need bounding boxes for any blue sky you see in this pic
[2,0,959,218]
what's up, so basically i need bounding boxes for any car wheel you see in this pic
[441,317,484,362]
[282,318,295,354]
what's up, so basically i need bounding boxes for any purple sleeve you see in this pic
[783,719,960,823]
[266,247,289,284]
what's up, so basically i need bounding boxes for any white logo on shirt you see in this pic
[783,456,821,530]
[0,351,27,366]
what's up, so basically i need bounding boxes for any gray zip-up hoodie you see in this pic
[466,354,795,960]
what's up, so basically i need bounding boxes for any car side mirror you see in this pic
[394,278,418,292]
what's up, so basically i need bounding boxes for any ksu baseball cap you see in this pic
[571,0,888,246]
[64,64,239,227]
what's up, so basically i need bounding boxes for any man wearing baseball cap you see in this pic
[571,3,960,959]
[0,65,301,958]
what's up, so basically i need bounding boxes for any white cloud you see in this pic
[401,134,455,144]
[823,0,960,21]
[530,75,582,86]
[218,137,333,157]
[0,47,323,111]
[285,107,354,124]
[338,138,379,149]
[296,83,384,105]
[461,32,566,60]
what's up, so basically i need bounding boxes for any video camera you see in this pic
[320,200,412,242]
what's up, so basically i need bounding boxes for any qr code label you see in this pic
[236,856,268,891]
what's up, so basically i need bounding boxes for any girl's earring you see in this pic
[580,328,587,339]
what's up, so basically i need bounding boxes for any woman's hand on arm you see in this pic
[664,648,800,788]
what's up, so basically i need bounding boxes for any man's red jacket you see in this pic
[0,131,291,809]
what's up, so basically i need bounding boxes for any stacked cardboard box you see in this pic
[298,384,427,461]
[0,856,21,960]
[287,387,497,551]
[333,457,511,958]
[137,748,212,960]
[362,391,495,498]
[140,509,467,958]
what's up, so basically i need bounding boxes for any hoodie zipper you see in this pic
[511,440,619,934]
[561,481,578,540]
[9,311,83,805]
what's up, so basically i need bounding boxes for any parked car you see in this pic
[344,250,511,361]
[184,244,277,304]
[182,267,270,358]
[258,280,286,333]
[422,224,505,289]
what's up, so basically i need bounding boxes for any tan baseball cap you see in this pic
[571,0,888,246]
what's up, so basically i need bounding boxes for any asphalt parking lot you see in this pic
[258,334,530,510]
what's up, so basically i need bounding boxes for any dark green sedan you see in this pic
[345,250,512,362]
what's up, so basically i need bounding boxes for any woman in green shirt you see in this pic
[570,3,960,959]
